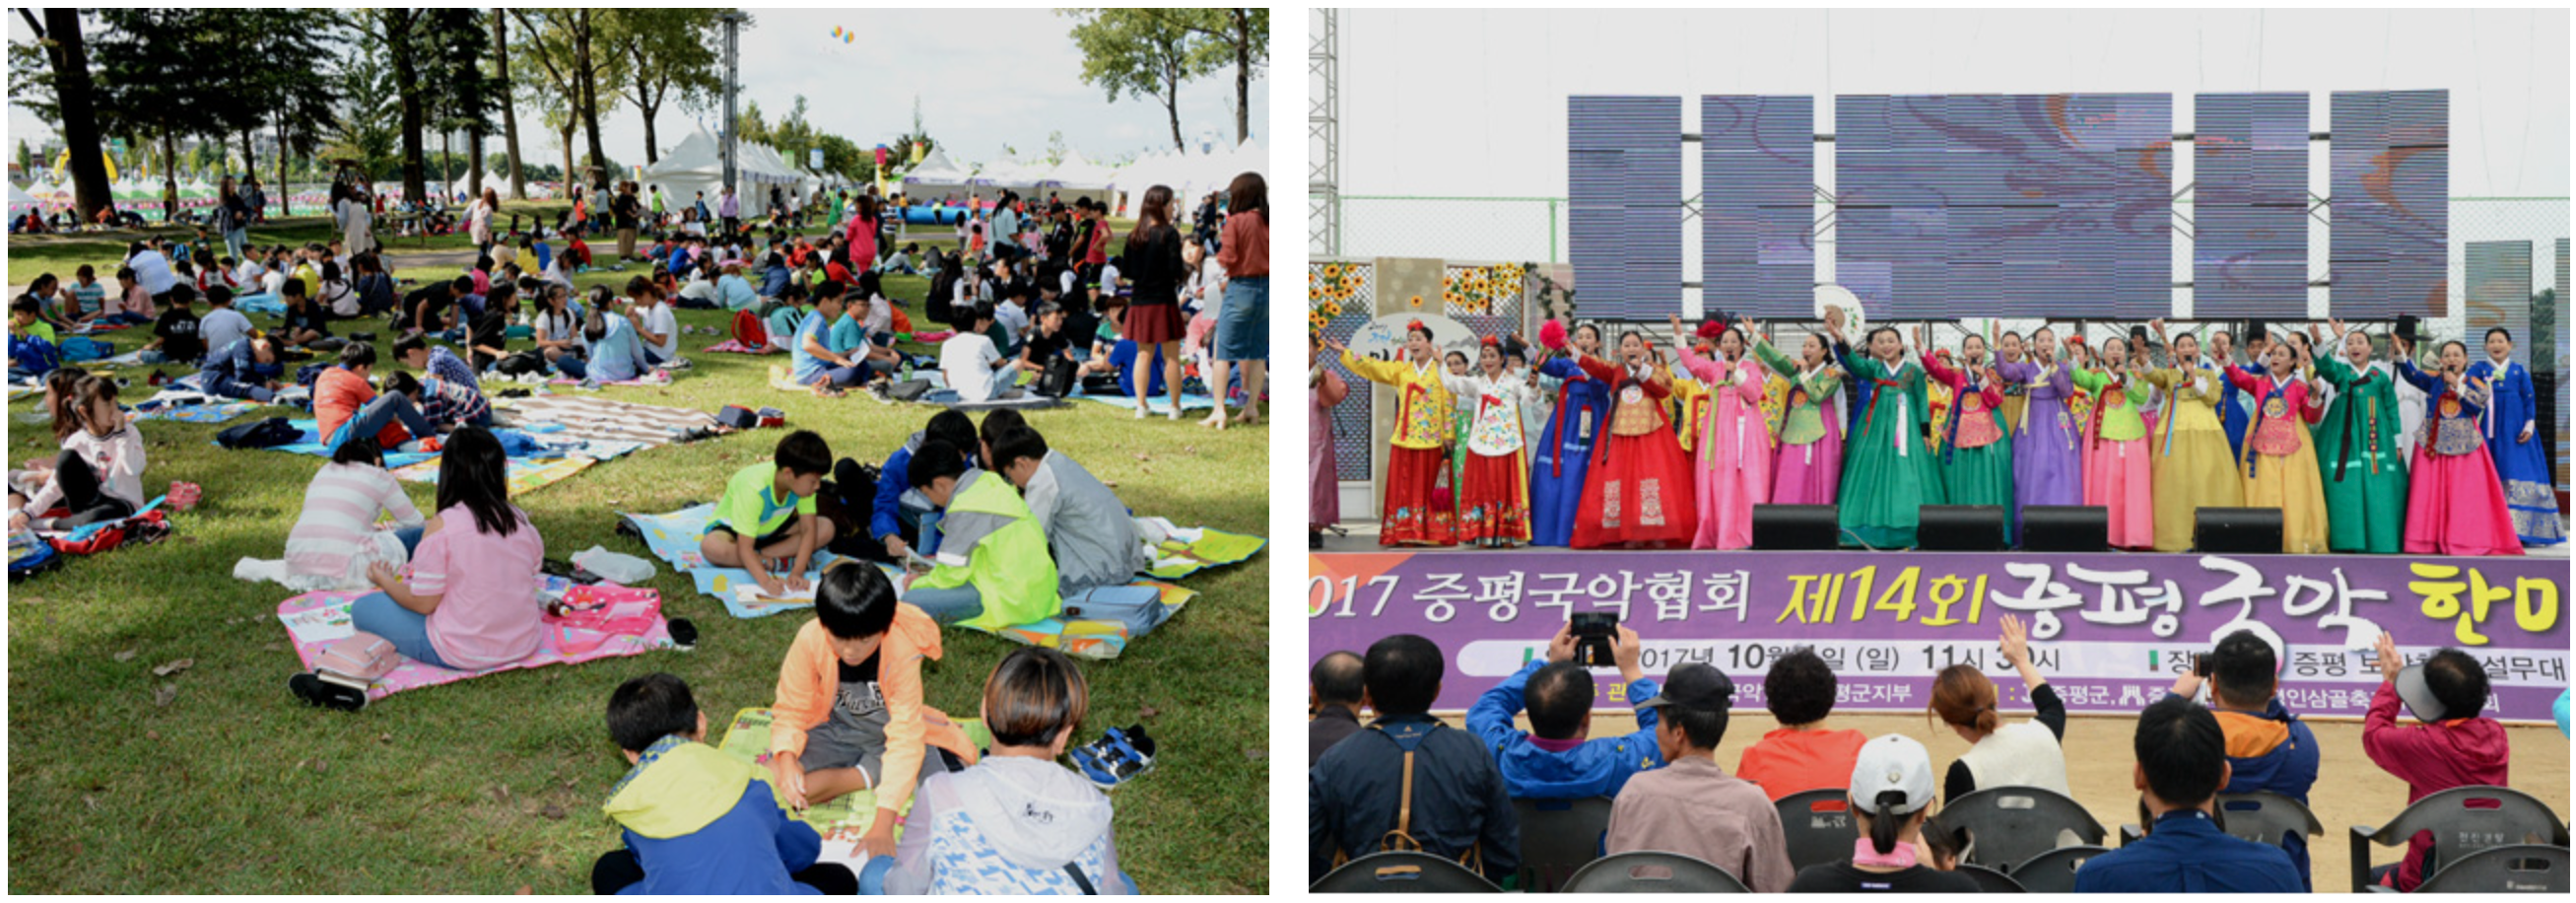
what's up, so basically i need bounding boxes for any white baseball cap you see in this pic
[1848,734,1937,816]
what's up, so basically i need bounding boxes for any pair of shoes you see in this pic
[1070,725,1157,791]
[288,672,368,712]
[661,357,693,371]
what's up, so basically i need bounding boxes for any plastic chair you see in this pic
[2006,844,2111,894]
[1511,796,1615,892]
[1957,863,2027,893]
[1940,786,2108,870]
[1561,851,1752,893]
[2119,792,2327,852]
[1310,851,1502,894]
[2407,844,2571,894]
[2347,785,2573,892]
[1775,789,1856,872]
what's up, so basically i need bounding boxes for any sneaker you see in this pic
[1069,725,1157,791]
[662,357,693,371]
[289,672,368,712]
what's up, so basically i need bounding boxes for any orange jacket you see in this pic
[770,605,978,813]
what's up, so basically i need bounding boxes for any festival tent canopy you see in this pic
[8,182,38,217]
[971,156,1050,189]
[1040,149,1115,190]
[901,147,976,187]
[639,126,796,217]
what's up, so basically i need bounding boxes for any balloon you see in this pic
[844,34,852,43]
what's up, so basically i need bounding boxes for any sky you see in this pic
[1335,8,2569,197]
[8,8,1268,171]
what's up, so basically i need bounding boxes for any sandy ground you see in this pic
[1424,709,2572,891]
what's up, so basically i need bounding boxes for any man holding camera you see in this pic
[1466,619,1665,799]
[2165,629,2321,888]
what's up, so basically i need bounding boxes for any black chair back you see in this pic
[1510,796,1615,893]
[2346,785,2574,892]
[1940,786,2108,870]
[1310,851,1502,894]
[2413,844,2571,894]
[1562,851,1752,893]
[2007,844,2112,894]
[1957,863,2026,893]
[1775,789,1857,872]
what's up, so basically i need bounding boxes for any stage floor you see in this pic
[1312,521,2573,558]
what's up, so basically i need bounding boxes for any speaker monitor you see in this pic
[1751,504,1840,550]
[1917,505,2008,551]
[2019,505,2109,553]
[2195,507,2284,554]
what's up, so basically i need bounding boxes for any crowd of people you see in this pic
[1317,309,2559,556]
[1310,621,2536,892]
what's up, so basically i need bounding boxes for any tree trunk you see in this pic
[389,11,427,205]
[561,121,576,206]
[576,10,606,180]
[640,99,660,166]
[31,9,112,221]
[162,131,179,219]
[276,110,292,217]
[1232,9,1251,144]
[1164,66,1185,151]
[638,71,661,166]
[238,130,257,206]
[494,11,524,200]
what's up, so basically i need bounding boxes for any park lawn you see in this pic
[4,226,1268,894]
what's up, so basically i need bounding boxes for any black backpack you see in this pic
[217,416,304,450]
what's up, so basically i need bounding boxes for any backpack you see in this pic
[295,362,332,388]
[9,331,60,377]
[60,336,111,362]
[8,528,58,582]
[493,350,547,377]
[217,416,304,450]
[47,509,169,556]
[729,309,767,349]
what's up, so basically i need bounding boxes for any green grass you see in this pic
[5,223,1268,893]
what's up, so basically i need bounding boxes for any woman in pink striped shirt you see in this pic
[280,439,426,591]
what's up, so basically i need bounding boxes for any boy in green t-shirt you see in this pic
[701,430,838,598]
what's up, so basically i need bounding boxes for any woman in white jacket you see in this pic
[887,648,1132,894]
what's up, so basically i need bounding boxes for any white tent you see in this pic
[8,182,38,218]
[902,147,975,187]
[638,126,803,217]
[1040,149,1115,190]
[971,156,1050,190]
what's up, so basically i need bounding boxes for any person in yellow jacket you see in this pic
[1325,320,1458,545]
[899,439,1061,630]
[767,562,981,861]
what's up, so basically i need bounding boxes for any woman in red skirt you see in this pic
[1573,330,1698,548]
[1437,337,1536,547]
[1327,321,1458,546]
[1120,184,1187,419]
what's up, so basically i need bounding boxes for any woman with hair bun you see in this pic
[1928,614,2068,801]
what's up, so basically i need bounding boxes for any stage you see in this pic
[1309,523,2570,725]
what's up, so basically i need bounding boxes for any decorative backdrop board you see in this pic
[1702,95,1817,317]
[2194,92,2311,317]
[2465,242,2533,368]
[1836,94,2172,319]
[1569,96,1682,320]
[2330,90,2449,317]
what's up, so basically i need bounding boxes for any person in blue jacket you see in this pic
[2164,629,2320,888]
[867,410,978,561]
[592,672,858,895]
[2072,696,2304,893]
[1527,324,1610,547]
[196,335,284,402]
[1467,621,1664,800]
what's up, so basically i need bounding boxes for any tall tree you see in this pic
[574,9,604,186]
[491,10,524,199]
[321,52,400,181]
[373,9,432,204]
[1174,8,1267,144]
[415,8,498,197]
[12,9,113,220]
[604,9,729,165]
[511,10,626,191]
[1062,9,1213,151]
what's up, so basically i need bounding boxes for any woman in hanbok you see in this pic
[2307,320,2407,554]
[1824,322,1946,548]
[1571,331,1697,549]
[1327,321,1457,546]
[2071,337,2155,550]
[1995,329,2031,433]
[1995,326,2081,543]
[1528,322,1612,547]
[2468,327,2564,547]
[2390,335,2514,554]
[2140,321,2244,552]
[1669,315,1771,549]
[1750,327,1844,506]
[2227,337,2331,554]
[1438,337,1537,547]
[1309,333,1345,549]
[1920,327,2015,538]
[2394,335,2524,556]
[2209,329,2252,460]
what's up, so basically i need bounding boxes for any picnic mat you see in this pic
[493,394,718,449]
[703,339,780,354]
[711,707,996,863]
[132,401,261,424]
[274,581,673,702]
[1143,526,1267,580]
[391,453,597,496]
[1073,392,1221,415]
[224,418,635,495]
[619,503,1206,659]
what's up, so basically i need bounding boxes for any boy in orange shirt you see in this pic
[767,561,980,860]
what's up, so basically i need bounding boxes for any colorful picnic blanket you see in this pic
[619,503,1209,659]
[391,453,598,496]
[223,418,629,494]
[1143,526,1266,580]
[711,708,996,864]
[274,581,672,702]
[703,339,780,355]
[1075,392,1220,415]
[494,394,718,448]
[133,401,261,424]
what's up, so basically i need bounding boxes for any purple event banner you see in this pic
[1310,550,2568,723]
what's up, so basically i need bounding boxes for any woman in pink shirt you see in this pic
[304,427,544,689]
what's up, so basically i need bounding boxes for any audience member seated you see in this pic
[1785,734,1979,893]
[979,413,1144,595]
[2360,631,2509,891]
[2069,696,2305,892]
[1737,647,1869,802]
[1309,651,1365,766]
[1309,634,1519,884]
[589,672,858,894]
[1930,614,2068,800]
[1467,621,1663,799]
[1605,662,1796,892]
[2166,629,2321,888]
[196,335,286,402]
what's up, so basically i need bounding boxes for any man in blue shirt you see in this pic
[1466,622,1663,800]
[2166,629,2322,888]
[868,410,978,562]
[2071,696,2304,893]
